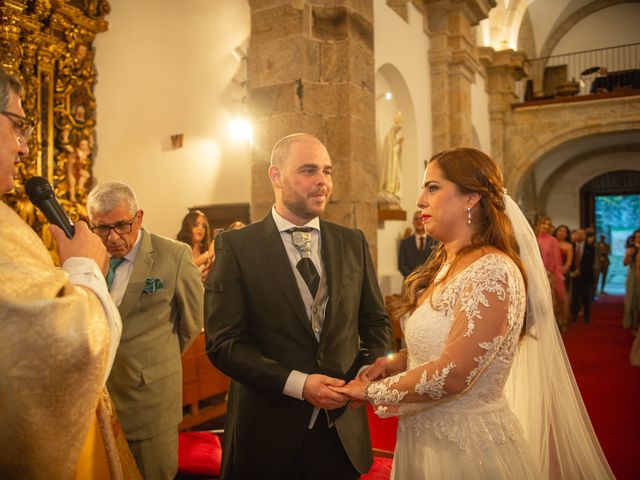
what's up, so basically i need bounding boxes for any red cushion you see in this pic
[178,431,222,477]
[361,457,393,480]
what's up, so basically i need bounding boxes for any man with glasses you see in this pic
[87,181,203,480]
[0,67,122,476]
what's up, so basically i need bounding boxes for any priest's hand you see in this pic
[51,221,109,275]
[302,374,349,409]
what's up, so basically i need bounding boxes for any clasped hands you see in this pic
[303,354,397,410]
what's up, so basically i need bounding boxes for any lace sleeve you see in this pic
[366,257,520,410]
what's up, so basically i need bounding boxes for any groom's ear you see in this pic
[268,165,283,188]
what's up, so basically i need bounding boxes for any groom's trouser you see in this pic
[281,416,360,480]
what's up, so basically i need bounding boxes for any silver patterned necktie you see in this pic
[287,227,319,298]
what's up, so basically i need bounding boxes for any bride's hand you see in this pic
[359,350,407,383]
[329,378,368,403]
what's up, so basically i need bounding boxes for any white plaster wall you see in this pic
[544,152,640,228]
[551,4,640,56]
[471,72,491,154]
[374,0,431,295]
[527,0,576,56]
[94,0,251,238]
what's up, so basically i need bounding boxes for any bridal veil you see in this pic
[503,194,614,479]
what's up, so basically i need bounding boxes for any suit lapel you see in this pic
[257,214,316,340]
[319,220,343,344]
[119,229,154,320]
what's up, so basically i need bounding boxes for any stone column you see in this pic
[478,47,527,172]
[247,0,378,258]
[425,0,494,152]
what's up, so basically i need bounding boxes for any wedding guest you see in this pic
[623,229,640,335]
[177,209,215,282]
[88,182,203,480]
[554,224,574,321]
[333,148,613,479]
[553,224,574,289]
[398,210,438,277]
[594,234,611,295]
[570,228,595,323]
[536,216,566,331]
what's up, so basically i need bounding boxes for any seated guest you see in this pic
[88,181,203,480]
[177,209,215,282]
[0,66,125,478]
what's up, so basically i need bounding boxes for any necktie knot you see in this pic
[287,227,314,259]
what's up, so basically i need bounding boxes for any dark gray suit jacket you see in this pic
[204,213,391,479]
[398,234,438,277]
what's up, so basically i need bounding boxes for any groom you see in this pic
[205,133,392,479]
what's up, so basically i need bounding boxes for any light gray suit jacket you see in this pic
[108,229,203,441]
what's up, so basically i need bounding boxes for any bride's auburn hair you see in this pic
[390,148,527,324]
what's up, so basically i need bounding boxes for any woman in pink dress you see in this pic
[536,216,566,331]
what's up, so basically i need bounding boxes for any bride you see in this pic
[333,148,614,479]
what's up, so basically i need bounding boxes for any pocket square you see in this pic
[144,277,164,293]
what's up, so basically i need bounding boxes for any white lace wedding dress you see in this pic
[368,254,540,479]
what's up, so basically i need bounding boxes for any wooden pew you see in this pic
[180,332,230,431]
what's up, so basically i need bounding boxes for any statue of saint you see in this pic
[379,111,403,207]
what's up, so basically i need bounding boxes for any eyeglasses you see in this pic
[1,111,35,143]
[90,212,139,238]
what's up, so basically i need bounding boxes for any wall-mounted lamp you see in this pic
[171,133,184,149]
[376,91,392,101]
[228,117,253,144]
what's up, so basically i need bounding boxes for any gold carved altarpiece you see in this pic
[1,0,109,248]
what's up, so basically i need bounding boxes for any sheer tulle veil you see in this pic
[503,193,614,479]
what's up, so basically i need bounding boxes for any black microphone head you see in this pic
[25,176,55,206]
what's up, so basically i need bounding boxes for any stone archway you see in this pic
[504,95,640,201]
[537,0,640,60]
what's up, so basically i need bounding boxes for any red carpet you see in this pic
[367,295,640,479]
[562,295,640,480]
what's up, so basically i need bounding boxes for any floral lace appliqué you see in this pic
[466,337,501,385]
[367,372,409,405]
[416,361,455,399]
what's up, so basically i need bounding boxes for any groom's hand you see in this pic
[302,374,349,409]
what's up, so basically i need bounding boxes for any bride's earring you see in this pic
[467,207,471,225]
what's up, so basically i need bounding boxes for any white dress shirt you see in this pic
[109,230,142,306]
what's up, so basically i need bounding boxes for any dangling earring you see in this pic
[467,207,471,225]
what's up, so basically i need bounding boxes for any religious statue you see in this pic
[65,136,93,202]
[379,111,403,207]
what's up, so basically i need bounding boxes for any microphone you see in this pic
[25,176,75,239]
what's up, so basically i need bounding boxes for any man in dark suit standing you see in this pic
[570,228,596,323]
[398,210,438,277]
[205,133,392,479]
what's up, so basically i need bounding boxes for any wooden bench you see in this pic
[180,332,230,431]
